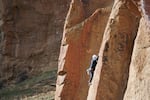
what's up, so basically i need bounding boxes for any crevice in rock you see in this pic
[87,0,141,100]
[124,5,150,99]
[58,71,67,76]
[55,0,114,100]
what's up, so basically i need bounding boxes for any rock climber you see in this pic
[87,54,99,85]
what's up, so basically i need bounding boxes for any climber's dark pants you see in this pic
[89,71,94,83]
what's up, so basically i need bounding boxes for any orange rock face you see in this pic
[1,0,149,99]
[87,0,141,100]
[124,0,150,100]
[56,0,113,100]
[124,16,150,100]
[56,0,149,100]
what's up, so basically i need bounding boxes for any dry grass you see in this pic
[0,70,56,100]
[22,91,55,100]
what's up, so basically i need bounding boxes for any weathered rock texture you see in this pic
[0,0,70,84]
[56,0,114,100]
[124,0,150,100]
[87,0,141,100]
[56,0,149,100]
[0,0,4,67]
[55,0,113,100]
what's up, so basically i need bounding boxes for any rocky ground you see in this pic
[0,69,56,100]
[22,91,55,100]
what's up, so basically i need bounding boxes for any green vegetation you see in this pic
[0,70,57,100]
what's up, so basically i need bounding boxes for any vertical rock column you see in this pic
[55,0,113,100]
[87,0,141,100]
[124,0,150,100]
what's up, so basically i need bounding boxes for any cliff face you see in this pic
[56,0,113,100]
[124,0,150,100]
[0,0,3,69]
[1,0,150,99]
[87,0,140,99]
[56,0,150,100]
[0,0,70,84]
